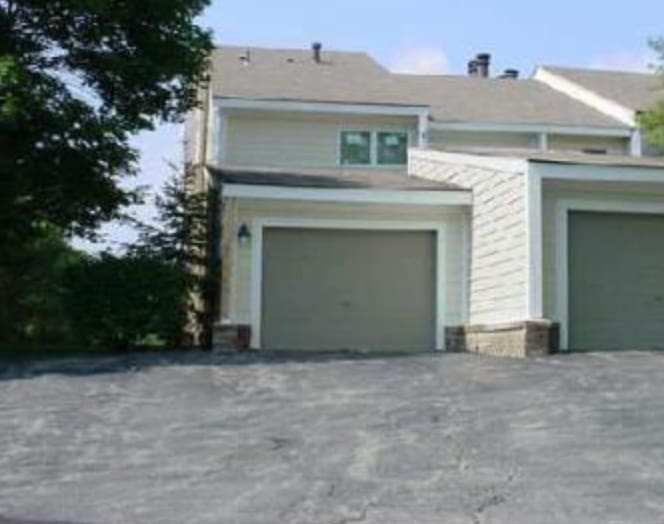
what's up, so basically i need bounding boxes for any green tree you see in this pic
[63,168,216,352]
[129,166,218,347]
[1,0,212,241]
[639,38,664,148]
[0,223,82,349]
[0,0,213,345]
[64,253,187,351]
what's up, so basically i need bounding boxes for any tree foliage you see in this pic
[0,0,212,348]
[0,0,211,241]
[0,223,81,348]
[639,38,664,148]
[129,167,218,346]
[64,253,187,351]
[60,167,215,352]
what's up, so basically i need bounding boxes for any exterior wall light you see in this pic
[237,223,251,244]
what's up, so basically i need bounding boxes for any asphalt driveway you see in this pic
[1,351,664,524]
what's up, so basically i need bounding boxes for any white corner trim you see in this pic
[418,113,430,147]
[526,170,543,319]
[537,132,549,151]
[429,120,631,137]
[554,198,664,350]
[533,67,636,127]
[217,97,430,117]
[248,218,449,351]
[222,183,471,206]
[630,129,643,157]
[460,212,471,323]
[411,148,528,174]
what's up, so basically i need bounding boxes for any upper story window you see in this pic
[340,131,371,165]
[377,132,408,165]
[339,130,409,166]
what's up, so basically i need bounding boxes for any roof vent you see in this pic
[475,53,491,78]
[312,42,322,63]
[499,69,519,79]
[467,59,479,77]
[239,48,251,66]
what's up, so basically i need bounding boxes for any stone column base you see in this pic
[213,323,252,351]
[446,320,559,358]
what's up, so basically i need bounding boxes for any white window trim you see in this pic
[554,198,664,350]
[337,129,411,167]
[249,218,448,351]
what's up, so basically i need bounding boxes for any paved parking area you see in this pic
[1,351,664,524]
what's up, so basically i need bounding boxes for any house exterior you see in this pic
[185,43,664,356]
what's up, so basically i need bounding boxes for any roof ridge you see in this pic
[213,44,373,56]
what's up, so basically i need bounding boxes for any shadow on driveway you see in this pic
[0,518,93,524]
[0,348,444,381]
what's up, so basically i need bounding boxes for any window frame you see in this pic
[376,131,409,166]
[338,130,373,166]
[337,129,410,167]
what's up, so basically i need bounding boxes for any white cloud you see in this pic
[390,46,450,75]
[589,50,656,73]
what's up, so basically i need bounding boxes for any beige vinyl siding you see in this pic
[224,111,417,168]
[428,130,537,150]
[541,176,664,321]
[223,198,466,329]
[547,134,629,155]
[410,150,528,324]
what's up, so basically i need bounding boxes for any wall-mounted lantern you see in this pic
[237,223,251,244]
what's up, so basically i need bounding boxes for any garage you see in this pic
[569,211,664,350]
[260,227,437,351]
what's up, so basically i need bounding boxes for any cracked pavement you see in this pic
[1,351,664,523]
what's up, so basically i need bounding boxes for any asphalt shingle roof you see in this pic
[210,46,628,128]
[542,66,664,112]
[428,145,664,169]
[209,165,465,191]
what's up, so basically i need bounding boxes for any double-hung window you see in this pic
[377,132,408,165]
[339,131,372,165]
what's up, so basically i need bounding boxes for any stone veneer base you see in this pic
[213,323,252,351]
[446,320,559,358]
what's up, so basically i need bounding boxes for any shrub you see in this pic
[64,253,187,351]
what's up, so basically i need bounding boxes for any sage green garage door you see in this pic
[261,228,436,351]
[569,211,664,350]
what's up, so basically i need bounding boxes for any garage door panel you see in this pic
[569,211,664,350]
[261,228,436,351]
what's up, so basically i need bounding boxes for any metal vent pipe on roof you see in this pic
[475,53,491,78]
[468,59,479,77]
[312,42,322,63]
[500,69,519,79]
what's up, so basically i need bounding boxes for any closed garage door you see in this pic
[569,211,664,350]
[261,228,436,351]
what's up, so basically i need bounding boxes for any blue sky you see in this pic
[76,0,664,251]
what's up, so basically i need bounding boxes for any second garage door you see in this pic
[261,227,436,351]
[569,211,664,350]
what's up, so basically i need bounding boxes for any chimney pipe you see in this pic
[467,59,479,77]
[312,42,322,63]
[475,53,491,78]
